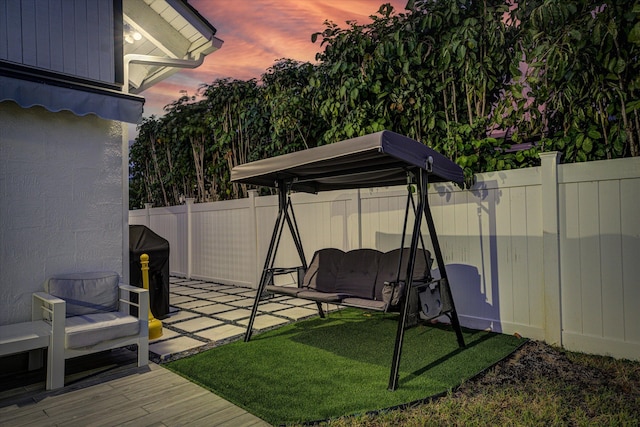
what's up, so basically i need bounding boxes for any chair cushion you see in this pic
[65,312,140,349]
[301,248,345,292]
[334,249,382,299]
[45,272,120,317]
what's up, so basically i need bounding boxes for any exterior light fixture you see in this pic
[124,23,142,44]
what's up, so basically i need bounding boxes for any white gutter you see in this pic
[123,54,206,94]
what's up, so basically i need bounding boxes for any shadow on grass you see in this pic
[261,308,507,383]
[403,330,496,382]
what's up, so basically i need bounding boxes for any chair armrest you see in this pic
[118,284,147,294]
[32,292,65,322]
[118,284,149,319]
[32,293,65,350]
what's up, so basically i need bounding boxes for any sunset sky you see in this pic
[141,0,408,118]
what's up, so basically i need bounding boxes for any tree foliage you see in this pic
[130,0,640,209]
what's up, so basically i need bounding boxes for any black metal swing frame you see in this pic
[231,131,466,390]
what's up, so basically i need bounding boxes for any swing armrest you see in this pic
[265,266,306,288]
[411,277,436,290]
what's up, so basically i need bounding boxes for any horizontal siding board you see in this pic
[469,166,540,190]
[563,332,640,361]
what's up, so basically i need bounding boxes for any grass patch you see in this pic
[167,308,525,425]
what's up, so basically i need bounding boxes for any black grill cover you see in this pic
[129,225,170,319]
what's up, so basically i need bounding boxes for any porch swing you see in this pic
[230,130,466,390]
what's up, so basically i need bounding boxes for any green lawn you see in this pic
[167,308,525,425]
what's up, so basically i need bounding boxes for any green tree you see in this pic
[262,59,325,152]
[200,78,269,199]
[509,0,640,161]
[129,1,639,206]
[163,95,211,202]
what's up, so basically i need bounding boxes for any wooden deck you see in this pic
[0,349,270,426]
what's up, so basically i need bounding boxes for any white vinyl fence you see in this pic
[130,153,640,361]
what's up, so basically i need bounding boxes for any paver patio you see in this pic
[0,276,342,425]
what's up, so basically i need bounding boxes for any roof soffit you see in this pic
[122,0,222,94]
[124,0,190,58]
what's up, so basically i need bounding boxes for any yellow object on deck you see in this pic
[141,253,163,339]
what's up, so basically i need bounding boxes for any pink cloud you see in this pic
[140,0,407,118]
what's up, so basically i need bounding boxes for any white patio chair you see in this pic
[33,271,149,389]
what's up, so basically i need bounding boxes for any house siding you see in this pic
[0,0,116,83]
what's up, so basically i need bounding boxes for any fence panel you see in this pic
[428,168,545,340]
[152,206,188,277]
[559,158,640,360]
[189,198,255,286]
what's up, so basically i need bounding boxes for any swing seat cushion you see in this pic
[296,290,347,303]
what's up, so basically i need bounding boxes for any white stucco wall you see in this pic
[0,102,125,325]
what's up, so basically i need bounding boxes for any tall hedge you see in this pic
[130,1,639,208]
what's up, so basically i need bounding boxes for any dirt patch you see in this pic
[448,339,640,423]
[462,340,613,392]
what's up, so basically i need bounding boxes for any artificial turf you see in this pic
[166,308,526,425]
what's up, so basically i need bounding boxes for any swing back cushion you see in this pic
[284,247,432,308]
[334,249,382,299]
[373,248,432,301]
[302,248,344,293]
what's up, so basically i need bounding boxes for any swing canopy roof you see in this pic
[230,131,464,193]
